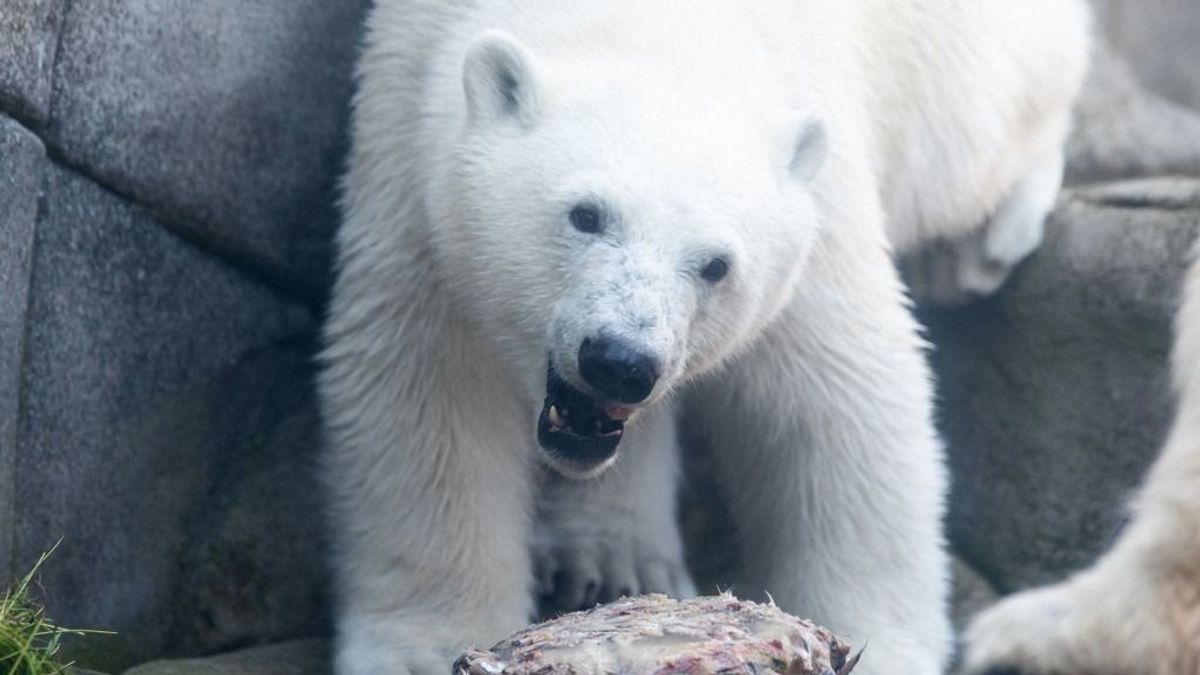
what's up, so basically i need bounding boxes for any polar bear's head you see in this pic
[445,31,827,477]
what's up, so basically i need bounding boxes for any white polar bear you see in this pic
[962,244,1200,675]
[318,2,1089,674]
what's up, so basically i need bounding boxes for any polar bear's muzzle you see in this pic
[537,364,634,476]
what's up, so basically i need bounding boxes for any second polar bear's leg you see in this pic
[534,402,696,614]
[689,212,951,675]
[905,151,1065,305]
[961,247,1200,675]
[960,391,1200,675]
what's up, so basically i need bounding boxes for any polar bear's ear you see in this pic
[787,115,829,182]
[463,30,542,127]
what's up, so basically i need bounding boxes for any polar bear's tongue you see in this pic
[604,404,634,421]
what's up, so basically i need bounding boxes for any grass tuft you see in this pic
[0,543,110,675]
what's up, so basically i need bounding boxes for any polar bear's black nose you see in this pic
[578,337,660,404]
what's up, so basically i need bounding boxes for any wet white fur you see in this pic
[319,2,1089,674]
[962,247,1200,675]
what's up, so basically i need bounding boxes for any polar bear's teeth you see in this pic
[548,405,566,429]
[600,428,623,438]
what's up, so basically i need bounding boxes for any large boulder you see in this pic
[1066,47,1200,183]
[925,178,1200,593]
[0,0,372,667]
[43,0,371,302]
[12,167,326,672]
[0,115,45,576]
[0,0,62,124]
[1093,0,1200,112]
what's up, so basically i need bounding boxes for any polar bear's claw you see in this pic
[534,515,695,614]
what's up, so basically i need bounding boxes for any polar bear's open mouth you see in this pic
[537,365,632,473]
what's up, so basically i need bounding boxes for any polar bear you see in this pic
[318,2,1089,674]
[962,245,1200,675]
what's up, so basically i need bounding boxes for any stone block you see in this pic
[1067,48,1200,184]
[949,558,998,635]
[1094,0,1200,111]
[0,115,44,578]
[45,0,371,302]
[14,166,323,672]
[0,0,62,123]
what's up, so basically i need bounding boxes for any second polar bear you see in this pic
[319,2,1090,674]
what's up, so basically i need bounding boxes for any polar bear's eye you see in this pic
[701,257,730,284]
[568,204,603,234]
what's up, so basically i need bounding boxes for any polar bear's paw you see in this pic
[960,566,1192,675]
[905,153,1064,306]
[902,227,1019,306]
[534,514,696,614]
[959,583,1083,675]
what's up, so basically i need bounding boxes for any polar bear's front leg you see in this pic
[534,402,696,614]
[689,231,951,675]
[322,310,536,675]
[904,151,1065,306]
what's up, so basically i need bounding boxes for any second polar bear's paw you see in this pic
[904,153,1064,306]
[959,569,1191,675]
[959,584,1082,675]
[533,525,697,615]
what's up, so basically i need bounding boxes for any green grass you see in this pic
[0,543,110,675]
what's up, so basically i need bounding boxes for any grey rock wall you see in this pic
[1066,49,1200,183]
[1,0,370,671]
[44,0,369,300]
[16,166,320,669]
[1095,0,1200,111]
[0,0,63,124]
[0,117,45,578]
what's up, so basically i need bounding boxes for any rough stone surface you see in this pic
[949,558,999,635]
[1066,47,1200,184]
[0,115,44,579]
[120,640,328,675]
[0,0,62,124]
[1095,0,1200,111]
[13,166,325,672]
[45,0,371,303]
[923,178,1200,593]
